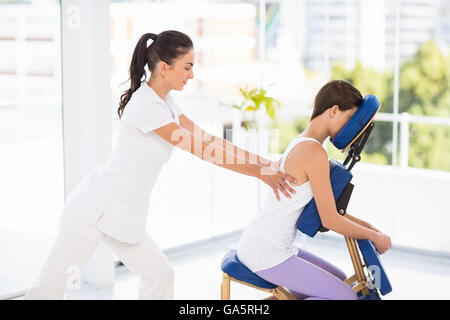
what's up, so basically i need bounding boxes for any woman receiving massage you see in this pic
[236,80,392,300]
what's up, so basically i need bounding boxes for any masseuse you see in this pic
[24,30,297,300]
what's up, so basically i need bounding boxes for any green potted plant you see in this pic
[232,86,281,130]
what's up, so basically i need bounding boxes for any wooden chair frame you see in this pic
[221,273,297,300]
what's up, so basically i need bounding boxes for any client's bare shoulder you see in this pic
[284,141,328,187]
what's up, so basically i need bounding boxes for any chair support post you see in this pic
[221,273,230,300]
[345,236,370,296]
[221,273,298,300]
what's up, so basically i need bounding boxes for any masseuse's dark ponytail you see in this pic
[118,30,194,119]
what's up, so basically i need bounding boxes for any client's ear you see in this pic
[328,105,339,119]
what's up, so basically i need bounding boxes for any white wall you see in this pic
[348,163,450,253]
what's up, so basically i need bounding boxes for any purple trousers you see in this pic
[255,248,357,300]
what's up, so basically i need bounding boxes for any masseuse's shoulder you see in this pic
[134,94,167,115]
[136,85,165,107]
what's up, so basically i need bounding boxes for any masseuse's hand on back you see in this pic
[257,162,298,201]
[153,121,297,201]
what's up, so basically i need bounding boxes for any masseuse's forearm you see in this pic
[206,135,276,178]
[193,129,272,168]
[185,130,265,179]
[216,162,262,178]
[216,135,272,167]
[203,139,266,179]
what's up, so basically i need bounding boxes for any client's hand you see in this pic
[257,165,297,201]
[371,232,392,255]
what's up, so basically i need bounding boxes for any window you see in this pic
[0,0,63,299]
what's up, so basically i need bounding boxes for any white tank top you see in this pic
[236,135,325,272]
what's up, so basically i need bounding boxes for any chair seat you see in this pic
[221,250,277,289]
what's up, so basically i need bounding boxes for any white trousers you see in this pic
[23,209,174,300]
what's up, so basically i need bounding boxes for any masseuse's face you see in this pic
[165,49,195,91]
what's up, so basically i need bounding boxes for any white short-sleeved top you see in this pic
[62,83,183,243]
[236,136,325,272]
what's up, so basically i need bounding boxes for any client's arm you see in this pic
[284,142,391,254]
[344,213,381,233]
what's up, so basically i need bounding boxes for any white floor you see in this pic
[16,233,449,300]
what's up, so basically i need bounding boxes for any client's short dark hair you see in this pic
[311,80,363,121]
